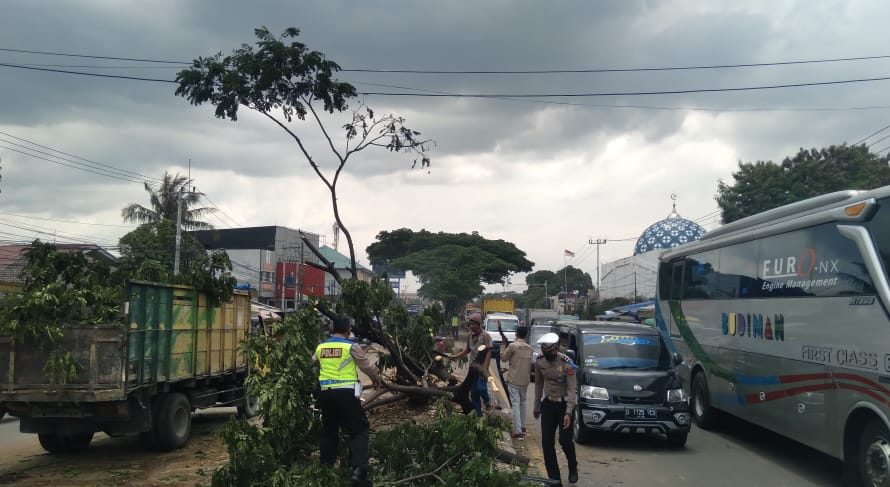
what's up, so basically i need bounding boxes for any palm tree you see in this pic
[121,172,218,230]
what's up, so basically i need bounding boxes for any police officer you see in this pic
[313,314,383,486]
[533,333,579,485]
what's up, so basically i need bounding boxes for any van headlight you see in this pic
[667,388,687,403]
[580,385,609,401]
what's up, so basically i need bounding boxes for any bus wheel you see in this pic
[691,372,717,430]
[859,418,890,487]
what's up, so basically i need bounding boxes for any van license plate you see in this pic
[624,408,656,420]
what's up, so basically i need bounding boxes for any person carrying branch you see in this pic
[450,312,493,415]
[312,314,384,487]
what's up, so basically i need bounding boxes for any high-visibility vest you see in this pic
[316,337,358,390]
[451,316,459,328]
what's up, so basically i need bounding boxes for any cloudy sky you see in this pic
[1,0,889,293]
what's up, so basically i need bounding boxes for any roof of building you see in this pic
[633,198,706,255]
[319,246,372,272]
[190,226,320,251]
[0,243,117,284]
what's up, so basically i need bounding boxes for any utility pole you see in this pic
[589,238,607,302]
[173,186,185,275]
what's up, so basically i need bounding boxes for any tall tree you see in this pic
[717,144,890,223]
[175,27,431,278]
[367,229,534,316]
[120,172,217,230]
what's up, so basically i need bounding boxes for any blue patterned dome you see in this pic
[633,204,706,255]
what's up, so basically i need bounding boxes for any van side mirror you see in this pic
[672,352,684,366]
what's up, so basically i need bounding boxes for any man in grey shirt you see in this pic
[451,312,492,415]
[502,325,532,438]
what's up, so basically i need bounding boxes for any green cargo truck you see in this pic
[0,281,257,453]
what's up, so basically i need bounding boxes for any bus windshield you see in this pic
[582,333,669,370]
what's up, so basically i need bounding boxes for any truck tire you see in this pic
[38,432,93,454]
[154,393,192,451]
[691,372,718,430]
[237,394,260,419]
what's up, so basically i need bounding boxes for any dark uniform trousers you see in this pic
[540,398,578,481]
[318,388,370,469]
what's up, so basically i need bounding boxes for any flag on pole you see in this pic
[564,249,575,257]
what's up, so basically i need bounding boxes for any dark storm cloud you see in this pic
[2,0,890,222]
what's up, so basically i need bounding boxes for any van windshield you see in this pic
[486,318,519,332]
[582,334,669,370]
[529,326,552,347]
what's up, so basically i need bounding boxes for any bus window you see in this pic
[684,251,718,299]
[715,240,759,299]
[866,197,890,279]
[670,261,684,301]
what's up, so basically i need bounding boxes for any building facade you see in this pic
[191,226,321,309]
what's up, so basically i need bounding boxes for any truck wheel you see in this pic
[38,432,93,454]
[573,408,595,444]
[237,394,260,418]
[858,418,890,487]
[691,372,718,430]
[154,393,192,451]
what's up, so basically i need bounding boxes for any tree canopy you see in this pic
[121,172,217,230]
[523,266,593,308]
[175,27,430,278]
[717,144,890,223]
[367,229,533,315]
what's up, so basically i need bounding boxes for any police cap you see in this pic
[536,332,560,346]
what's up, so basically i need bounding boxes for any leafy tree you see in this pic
[0,241,121,383]
[121,172,217,230]
[118,221,236,304]
[717,144,890,223]
[175,27,431,278]
[367,229,533,316]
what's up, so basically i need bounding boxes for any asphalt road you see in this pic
[521,395,844,486]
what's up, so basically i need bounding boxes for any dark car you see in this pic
[557,320,691,447]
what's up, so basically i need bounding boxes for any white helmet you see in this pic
[536,332,560,346]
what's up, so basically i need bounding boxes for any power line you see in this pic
[0,47,189,64]
[0,144,147,183]
[0,210,136,228]
[866,131,890,149]
[200,193,242,228]
[8,46,890,74]
[0,136,153,183]
[0,131,163,182]
[853,122,890,145]
[343,54,890,74]
[359,74,890,98]
[5,60,890,99]
[0,62,178,83]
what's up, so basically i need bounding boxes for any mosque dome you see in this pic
[633,197,706,256]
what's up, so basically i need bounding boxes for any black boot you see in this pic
[351,466,372,487]
[568,468,579,484]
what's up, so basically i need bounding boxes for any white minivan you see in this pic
[484,312,521,358]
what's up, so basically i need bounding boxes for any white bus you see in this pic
[654,187,890,485]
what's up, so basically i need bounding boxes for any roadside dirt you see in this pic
[0,409,233,487]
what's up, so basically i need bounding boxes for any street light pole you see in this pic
[173,187,185,275]
[589,238,607,302]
